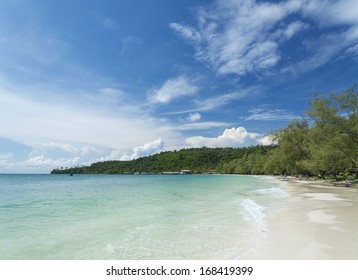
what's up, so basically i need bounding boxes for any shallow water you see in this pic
[0,174,288,259]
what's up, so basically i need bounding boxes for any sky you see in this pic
[0,0,357,173]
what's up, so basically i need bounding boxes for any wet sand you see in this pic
[244,178,358,259]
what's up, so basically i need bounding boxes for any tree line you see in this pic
[51,86,357,180]
[264,85,357,180]
[51,145,277,175]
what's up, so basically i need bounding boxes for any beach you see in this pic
[244,178,358,259]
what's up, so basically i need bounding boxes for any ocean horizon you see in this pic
[0,174,288,259]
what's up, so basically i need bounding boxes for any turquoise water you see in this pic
[0,174,288,259]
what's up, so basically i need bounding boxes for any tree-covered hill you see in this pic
[51,145,276,175]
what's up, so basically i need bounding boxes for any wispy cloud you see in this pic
[0,87,166,152]
[193,85,263,112]
[37,142,80,154]
[28,142,103,161]
[24,155,81,170]
[301,0,358,27]
[147,75,199,104]
[170,0,299,76]
[86,87,127,106]
[160,87,258,115]
[169,22,201,41]
[0,3,68,71]
[0,153,14,166]
[270,20,309,42]
[194,92,246,111]
[170,0,358,77]
[245,107,296,121]
[186,112,201,122]
[0,29,69,82]
[281,26,358,74]
[177,121,230,131]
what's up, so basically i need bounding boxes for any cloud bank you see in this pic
[185,127,270,148]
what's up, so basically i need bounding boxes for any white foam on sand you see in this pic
[241,198,266,230]
[253,187,289,198]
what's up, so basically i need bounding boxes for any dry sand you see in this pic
[244,178,358,259]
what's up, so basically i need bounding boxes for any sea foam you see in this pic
[253,187,289,197]
[241,198,266,231]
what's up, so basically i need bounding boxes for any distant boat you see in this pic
[69,173,73,176]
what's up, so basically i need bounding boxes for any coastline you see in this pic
[243,177,358,259]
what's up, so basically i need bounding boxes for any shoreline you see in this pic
[243,177,358,260]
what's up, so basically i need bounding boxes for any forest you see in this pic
[52,86,358,181]
[51,145,277,175]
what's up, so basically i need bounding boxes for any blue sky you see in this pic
[0,0,357,173]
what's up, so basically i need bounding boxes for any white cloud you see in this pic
[27,142,104,164]
[169,23,201,41]
[185,127,261,148]
[0,88,164,150]
[245,107,296,121]
[0,141,107,172]
[119,138,164,161]
[0,153,14,165]
[272,20,309,41]
[0,151,76,172]
[161,90,251,115]
[177,121,230,131]
[283,21,308,39]
[0,84,175,173]
[80,146,102,156]
[25,155,81,169]
[194,91,249,111]
[162,86,262,117]
[171,0,300,76]
[257,135,277,146]
[171,0,358,76]
[38,142,79,154]
[148,76,199,104]
[187,112,201,122]
[301,0,358,27]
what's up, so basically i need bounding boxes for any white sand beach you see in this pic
[244,178,358,259]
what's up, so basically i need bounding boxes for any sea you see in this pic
[0,174,289,260]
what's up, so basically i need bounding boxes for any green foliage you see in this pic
[51,146,277,175]
[271,85,358,179]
